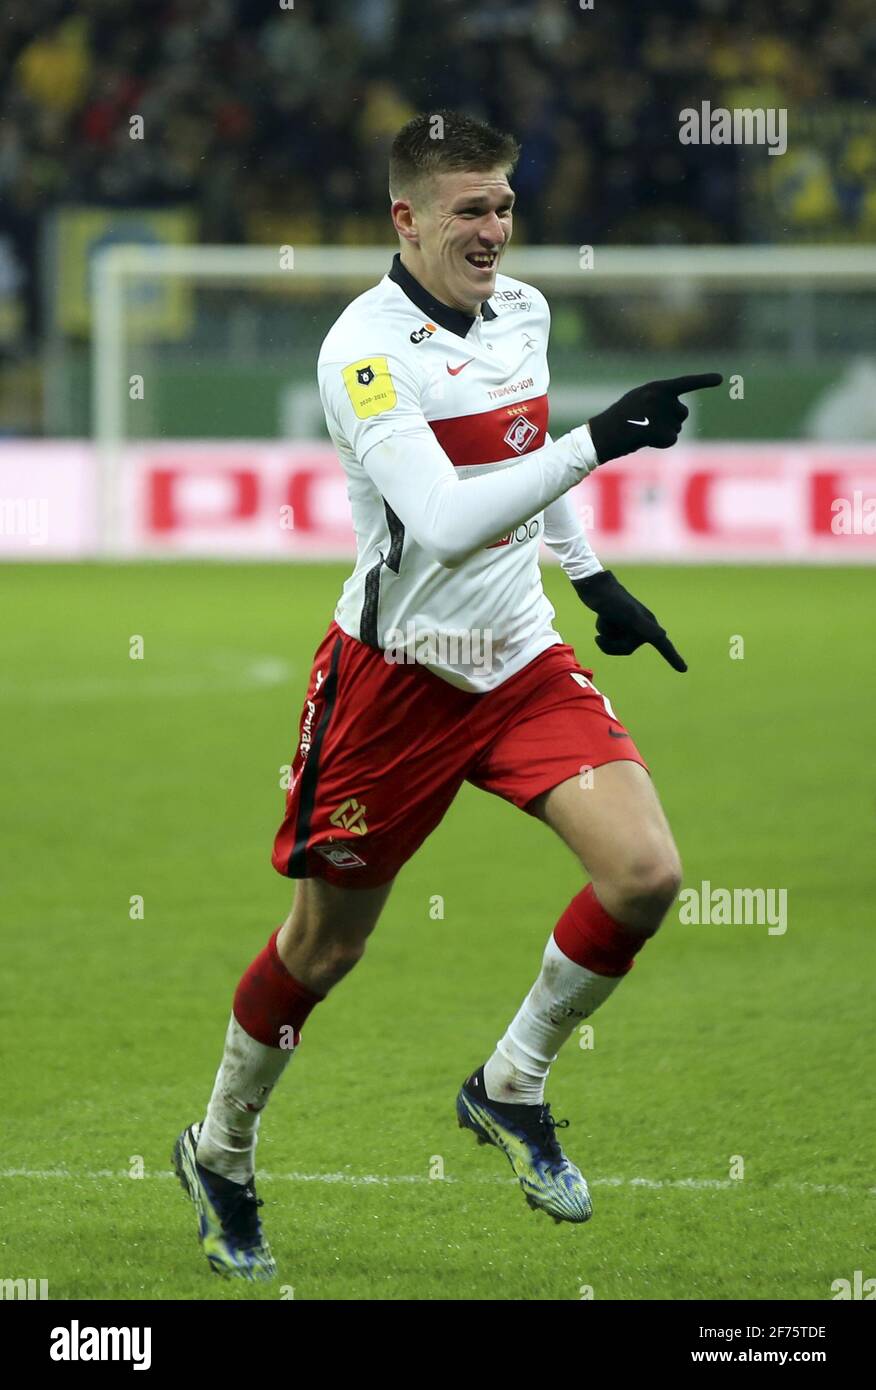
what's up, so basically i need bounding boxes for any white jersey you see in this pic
[317,253,602,692]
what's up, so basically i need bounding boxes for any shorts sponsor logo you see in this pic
[299,698,317,764]
[314,844,367,869]
[329,798,368,835]
[291,670,326,792]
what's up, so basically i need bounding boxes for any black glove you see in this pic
[587,373,723,464]
[572,570,687,673]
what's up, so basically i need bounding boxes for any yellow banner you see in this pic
[54,207,196,338]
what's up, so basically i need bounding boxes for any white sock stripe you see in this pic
[502,1023,556,1070]
[197,1013,295,1184]
[495,1038,553,1079]
[483,930,628,1104]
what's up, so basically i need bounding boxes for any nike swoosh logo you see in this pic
[627,417,649,426]
[608,728,630,739]
[447,359,475,376]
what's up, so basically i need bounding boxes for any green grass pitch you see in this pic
[1,561,873,1301]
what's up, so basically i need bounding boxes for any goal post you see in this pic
[91,242,876,554]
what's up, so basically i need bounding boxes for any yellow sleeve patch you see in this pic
[342,357,398,420]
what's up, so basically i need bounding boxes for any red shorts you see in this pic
[271,621,648,888]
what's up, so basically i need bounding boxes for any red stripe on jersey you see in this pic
[429,394,549,467]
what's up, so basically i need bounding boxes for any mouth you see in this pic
[465,250,499,274]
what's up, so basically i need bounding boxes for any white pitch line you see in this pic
[0,659,292,703]
[1,1169,872,1197]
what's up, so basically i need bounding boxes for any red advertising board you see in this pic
[1,441,874,561]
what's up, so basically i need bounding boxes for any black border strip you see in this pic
[359,499,405,649]
[286,635,344,877]
[359,558,383,648]
[384,500,405,573]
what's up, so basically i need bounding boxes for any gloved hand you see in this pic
[572,570,687,672]
[587,373,723,464]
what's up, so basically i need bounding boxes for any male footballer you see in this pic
[174,110,721,1279]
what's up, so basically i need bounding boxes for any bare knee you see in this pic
[277,916,369,994]
[321,936,370,989]
[276,876,391,994]
[595,849,683,934]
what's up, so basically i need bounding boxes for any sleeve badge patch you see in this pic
[342,357,398,419]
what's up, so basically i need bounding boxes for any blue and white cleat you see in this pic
[456,1067,593,1224]
[172,1121,277,1281]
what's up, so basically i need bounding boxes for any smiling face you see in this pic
[392,168,515,315]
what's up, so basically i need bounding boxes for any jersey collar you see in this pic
[389,253,497,337]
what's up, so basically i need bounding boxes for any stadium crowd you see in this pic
[1,0,875,346]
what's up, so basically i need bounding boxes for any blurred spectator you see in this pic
[0,0,875,350]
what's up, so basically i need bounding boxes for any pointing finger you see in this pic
[659,373,724,395]
[649,628,688,673]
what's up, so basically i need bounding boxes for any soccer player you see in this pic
[173,110,721,1279]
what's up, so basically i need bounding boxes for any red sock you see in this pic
[553,883,648,977]
[233,928,324,1048]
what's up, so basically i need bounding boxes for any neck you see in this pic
[399,247,479,317]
